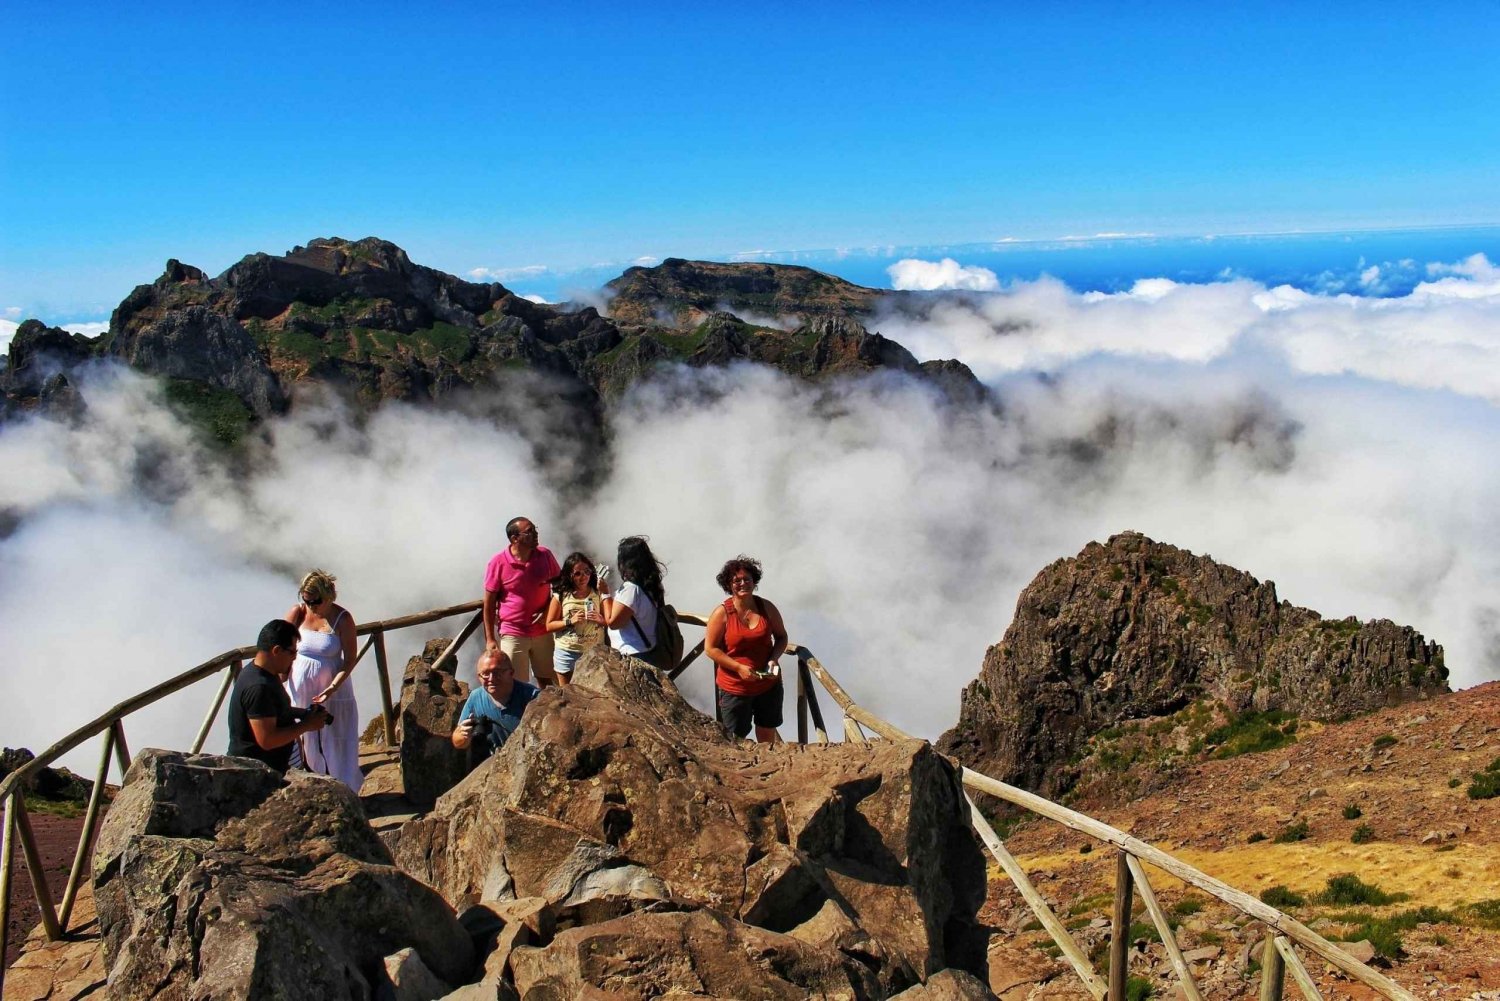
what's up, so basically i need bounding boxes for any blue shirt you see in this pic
[459,681,539,758]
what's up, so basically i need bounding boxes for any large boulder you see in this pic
[392,647,988,995]
[506,908,881,1000]
[93,749,474,1000]
[399,637,471,810]
[938,532,1449,802]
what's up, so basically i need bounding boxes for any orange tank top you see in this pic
[717,596,777,697]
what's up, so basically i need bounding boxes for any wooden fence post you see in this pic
[1258,933,1285,1001]
[190,660,240,755]
[1125,854,1202,1001]
[13,797,62,940]
[0,793,16,994]
[374,630,396,747]
[111,720,132,776]
[797,658,829,744]
[58,725,118,931]
[1109,850,1134,1001]
[795,659,808,745]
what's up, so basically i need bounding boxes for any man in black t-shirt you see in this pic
[228,619,331,772]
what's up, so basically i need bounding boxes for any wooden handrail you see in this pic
[0,600,482,805]
[794,646,1419,1001]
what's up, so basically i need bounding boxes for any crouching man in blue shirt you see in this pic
[451,647,538,771]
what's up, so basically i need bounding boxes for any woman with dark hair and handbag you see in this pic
[601,536,667,666]
[704,555,788,742]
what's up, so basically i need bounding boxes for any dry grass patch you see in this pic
[1008,843,1500,909]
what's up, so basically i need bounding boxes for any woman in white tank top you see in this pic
[284,568,362,790]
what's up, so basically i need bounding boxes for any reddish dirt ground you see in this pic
[4,811,85,969]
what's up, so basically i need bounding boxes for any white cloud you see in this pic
[468,264,549,282]
[0,318,16,355]
[4,306,20,318]
[1427,252,1500,280]
[1413,253,1500,300]
[64,321,109,337]
[521,294,550,304]
[877,255,1500,402]
[631,255,661,267]
[887,257,1001,292]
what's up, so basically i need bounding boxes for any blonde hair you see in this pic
[299,568,338,603]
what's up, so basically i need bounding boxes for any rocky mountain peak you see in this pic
[289,236,416,277]
[605,257,886,327]
[937,532,1448,803]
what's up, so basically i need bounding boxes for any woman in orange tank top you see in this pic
[704,555,788,742]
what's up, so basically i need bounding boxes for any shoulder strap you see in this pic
[620,586,655,651]
[330,608,348,631]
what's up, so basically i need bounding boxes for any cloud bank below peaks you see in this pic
[876,253,1500,402]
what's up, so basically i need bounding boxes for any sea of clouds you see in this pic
[3,253,1498,774]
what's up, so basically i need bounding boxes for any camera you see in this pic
[291,705,334,725]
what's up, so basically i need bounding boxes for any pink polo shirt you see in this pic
[483,545,560,638]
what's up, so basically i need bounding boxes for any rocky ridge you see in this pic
[1,239,981,439]
[938,532,1448,804]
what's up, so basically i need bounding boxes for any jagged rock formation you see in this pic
[937,532,1448,802]
[604,257,889,327]
[0,320,92,421]
[0,747,93,803]
[92,749,474,999]
[398,637,470,811]
[393,646,991,997]
[1,238,982,437]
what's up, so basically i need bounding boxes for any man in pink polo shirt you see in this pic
[483,516,562,686]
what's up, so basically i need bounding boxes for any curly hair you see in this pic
[715,555,763,594]
[299,568,338,603]
[553,551,598,596]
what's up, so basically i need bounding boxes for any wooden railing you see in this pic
[1,604,1418,1001]
[0,599,484,985]
[787,647,1418,1001]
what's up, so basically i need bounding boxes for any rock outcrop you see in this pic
[0,746,94,804]
[92,749,474,999]
[604,257,889,327]
[398,637,471,811]
[507,908,882,999]
[393,646,990,996]
[0,320,97,420]
[938,532,1448,802]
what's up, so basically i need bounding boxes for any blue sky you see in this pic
[3,1,1497,322]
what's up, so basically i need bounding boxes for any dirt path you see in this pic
[4,811,85,969]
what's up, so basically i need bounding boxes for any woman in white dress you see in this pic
[284,569,362,790]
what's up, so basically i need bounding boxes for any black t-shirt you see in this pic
[228,665,295,772]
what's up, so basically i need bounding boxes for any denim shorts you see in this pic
[553,646,584,675]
